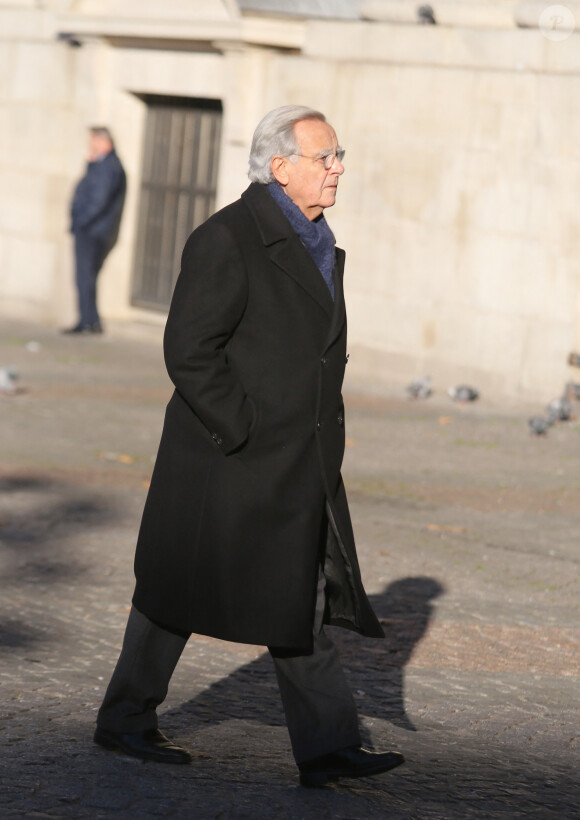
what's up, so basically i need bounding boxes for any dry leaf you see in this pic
[427,523,467,533]
[98,451,135,464]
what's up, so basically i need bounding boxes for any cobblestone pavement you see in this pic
[0,317,578,818]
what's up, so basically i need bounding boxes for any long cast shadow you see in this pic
[152,576,580,814]
[165,576,444,741]
[330,576,445,732]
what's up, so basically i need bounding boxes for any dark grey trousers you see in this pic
[74,231,110,327]
[97,572,361,764]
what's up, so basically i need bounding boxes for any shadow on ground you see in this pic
[142,575,576,817]
[0,471,122,652]
[166,576,444,740]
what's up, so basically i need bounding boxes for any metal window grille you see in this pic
[131,96,223,311]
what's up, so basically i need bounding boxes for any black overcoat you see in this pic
[132,182,384,649]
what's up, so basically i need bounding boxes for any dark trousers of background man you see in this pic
[97,570,361,763]
[73,231,111,329]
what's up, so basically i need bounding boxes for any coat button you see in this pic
[345,354,350,364]
[316,421,321,432]
[212,433,223,446]
[321,357,327,365]
[337,415,344,426]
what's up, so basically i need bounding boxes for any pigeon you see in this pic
[406,375,432,400]
[0,366,18,395]
[417,5,437,24]
[546,396,573,423]
[566,382,580,401]
[447,385,479,402]
[528,415,551,436]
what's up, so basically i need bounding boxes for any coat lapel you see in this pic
[242,183,335,320]
[324,248,347,353]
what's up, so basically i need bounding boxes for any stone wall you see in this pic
[302,20,580,401]
[0,1,579,402]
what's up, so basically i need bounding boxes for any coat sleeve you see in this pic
[163,218,254,455]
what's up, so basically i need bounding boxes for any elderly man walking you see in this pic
[94,105,404,787]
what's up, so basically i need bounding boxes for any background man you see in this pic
[64,126,126,334]
[94,105,404,788]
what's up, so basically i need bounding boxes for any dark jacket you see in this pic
[70,149,126,246]
[132,182,384,649]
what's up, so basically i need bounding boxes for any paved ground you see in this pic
[0,317,578,819]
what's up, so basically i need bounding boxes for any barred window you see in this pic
[131,95,223,311]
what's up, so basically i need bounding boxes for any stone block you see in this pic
[10,42,74,103]
[2,234,56,302]
[0,168,48,233]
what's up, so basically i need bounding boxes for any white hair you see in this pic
[248,105,326,184]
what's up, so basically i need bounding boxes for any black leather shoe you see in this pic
[298,745,404,787]
[62,323,103,335]
[94,727,192,764]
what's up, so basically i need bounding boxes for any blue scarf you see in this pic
[267,182,335,300]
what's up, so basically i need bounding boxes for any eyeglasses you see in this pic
[290,148,345,170]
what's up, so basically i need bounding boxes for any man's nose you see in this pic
[331,156,345,175]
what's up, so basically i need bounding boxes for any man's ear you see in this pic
[271,155,289,185]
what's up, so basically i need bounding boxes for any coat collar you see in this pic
[241,183,340,322]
